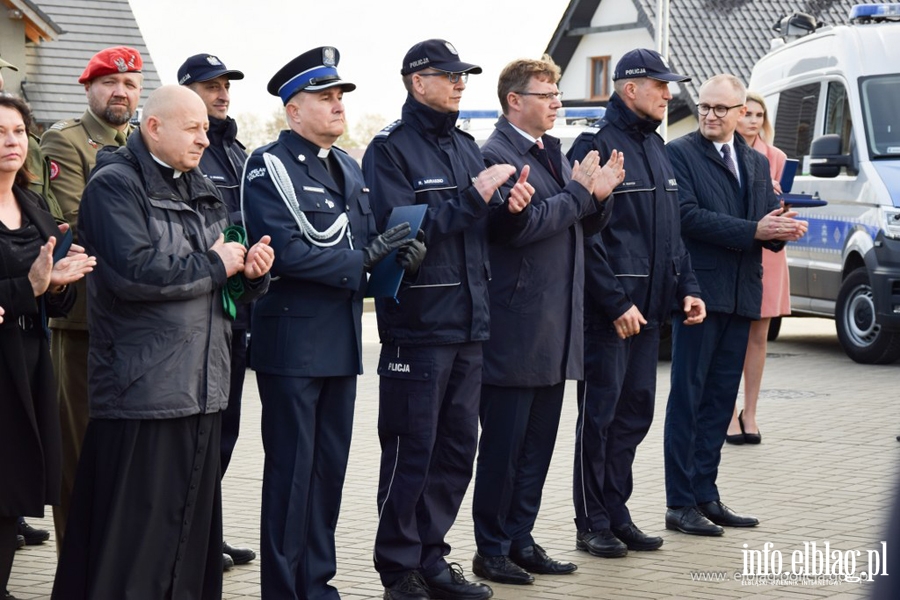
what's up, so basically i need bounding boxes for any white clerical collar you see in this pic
[149,152,184,178]
[317,147,331,159]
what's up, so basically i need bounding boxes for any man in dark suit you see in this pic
[663,74,806,535]
[240,47,424,600]
[471,55,623,585]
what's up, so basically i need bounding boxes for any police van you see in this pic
[748,3,900,364]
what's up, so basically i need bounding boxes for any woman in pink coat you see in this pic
[725,92,789,445]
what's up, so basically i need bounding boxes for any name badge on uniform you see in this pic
[413,176,451,191]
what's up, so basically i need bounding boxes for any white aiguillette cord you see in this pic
[260,152,352,248]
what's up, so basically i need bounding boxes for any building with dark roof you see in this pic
[0,0,159,128]
[545,0,866,135]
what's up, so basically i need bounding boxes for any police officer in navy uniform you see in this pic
[363,39,530,600]
[241,47,425,600]
[177,52,256,571]
[567,49,705,557]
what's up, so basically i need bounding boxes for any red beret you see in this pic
[79,46,143,84]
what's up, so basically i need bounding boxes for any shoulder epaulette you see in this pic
[374,119,403,138]
[47,118,82,132]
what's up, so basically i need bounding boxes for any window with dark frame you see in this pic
[590,56,611,100]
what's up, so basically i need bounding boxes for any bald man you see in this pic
[52,85,273,600]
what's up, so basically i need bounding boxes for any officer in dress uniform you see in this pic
[39,46,143,552]
[178,52,256,570]
[240,47,425,600]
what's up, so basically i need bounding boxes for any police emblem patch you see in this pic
[246,167,266,182]
[445,42,459,56]
[206,55,223,66]
[323,47,336,67]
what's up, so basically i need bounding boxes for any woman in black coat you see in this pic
[0,94,95,600]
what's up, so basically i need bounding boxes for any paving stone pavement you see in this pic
[9,315,899,599]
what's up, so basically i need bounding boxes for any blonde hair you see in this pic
[745,91,773,143]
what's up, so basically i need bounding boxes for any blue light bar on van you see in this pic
[458,107,606,120]
[849,3,900,22]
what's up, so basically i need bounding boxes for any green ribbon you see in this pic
[221,225,247,321]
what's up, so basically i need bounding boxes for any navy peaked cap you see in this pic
[267,46,356,105]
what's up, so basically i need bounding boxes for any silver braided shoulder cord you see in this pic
[258,152,352,248]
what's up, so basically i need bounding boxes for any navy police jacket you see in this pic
[242,130,376,376]
[666,130,783,319]
[481,116,609,387]
[567,93,700,329]
[363,96,494,346]
[201,115,250,329]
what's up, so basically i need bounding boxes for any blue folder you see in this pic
[778,158,827,207]
[365,203,428,299]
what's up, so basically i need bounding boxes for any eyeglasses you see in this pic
[516,91,564,101]
[418,71,468,84]
[696,103,744,118]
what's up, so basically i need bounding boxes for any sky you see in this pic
[128,0,572,130]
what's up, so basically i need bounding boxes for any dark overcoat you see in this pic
[0,186,73,516]
[480,116,609,387]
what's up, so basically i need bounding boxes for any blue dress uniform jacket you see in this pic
[481,116,607,387]
[362,96,493,347]
[666,130,783,319]
[568,93,701,328]
[242,130,375,377]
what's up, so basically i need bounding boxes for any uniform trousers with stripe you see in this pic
[573,326,659,532]
[373,342,481,586]
[258,374,356,600]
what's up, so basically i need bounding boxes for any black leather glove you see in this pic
[362,222,411,271]
[396,229,426,276]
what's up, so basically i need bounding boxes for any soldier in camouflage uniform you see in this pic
[39,46,143,550]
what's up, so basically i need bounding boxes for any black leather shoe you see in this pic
[510,544,576,575]
[222,553,234,571]
[665,506,724,536]
[575,529,628,557]
[384,571,429,600]
[18,520,49,545]
[224,541,256,565]
[15,535,24,550]
[425,563,493,600]
[698,500,759,527]
[738,411,761,444]
[611,522,664,551]
[472,552,533,584]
